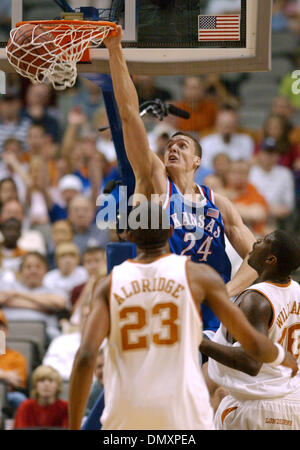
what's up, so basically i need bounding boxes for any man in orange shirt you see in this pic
[0,310,27,415]
[173,77,218,135]
[223,160,269,235]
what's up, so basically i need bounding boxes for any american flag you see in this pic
[207,208,219,219]
[198,15,240,41]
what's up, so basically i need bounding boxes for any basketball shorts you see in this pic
[214,390,300,430]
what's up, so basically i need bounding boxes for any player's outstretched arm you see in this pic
[103,26,165,191]
[68,276,110,430]
[187,261,298,376]
[214,192,258,297]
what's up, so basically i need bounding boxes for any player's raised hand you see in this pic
[281,351,299,377]
[103,24,123,50]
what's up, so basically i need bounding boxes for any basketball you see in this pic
[6,24,56,79]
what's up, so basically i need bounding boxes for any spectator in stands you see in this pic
[0,310,27,415]
[84,347,105,418]
[68,194,109,254]
[47,220,74,270]
[200,108,254,170]
[47,174,83,223]
[0,178,18,210]
[202,153,232,193]
[23,83,60,143]
[172,76,218,135]
[0,218,26,273]
[133,75,172,105]
[0,252,67,341]
[223,160,269,235]
[0,138,27,204]
[44,242,88,307]
[258,114,300,169]
[271,96,300,145]
[14,365,68,429]
[203,74,240,109]
[249,138,295,228]
[0,88,31,153]
[42,303,90,381]
[0,199,46,254]
[70,247,106,320]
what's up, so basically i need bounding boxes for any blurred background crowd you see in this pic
[0,0,300,429]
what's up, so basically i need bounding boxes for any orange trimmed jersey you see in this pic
[101,253,214,430]
[208,279,300,400]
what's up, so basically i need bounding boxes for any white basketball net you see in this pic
[6,22,115,90]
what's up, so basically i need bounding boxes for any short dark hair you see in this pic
[129,201,170,250]
[20,252,48,272]
[171,132,202,158]
[83,247,105,258]
[271,230,300,276]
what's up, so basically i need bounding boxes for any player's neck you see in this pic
[168,170,196,195]
[258,271,291,285]
[135,246,169,263]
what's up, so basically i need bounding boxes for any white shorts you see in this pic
[214,392,300,430]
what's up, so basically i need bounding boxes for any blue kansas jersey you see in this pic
[163,178,232,332]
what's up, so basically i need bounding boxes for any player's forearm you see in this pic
[226,258,258,297]
[200,338,261,376]
[107,45,140,116]
[69,350,96,430]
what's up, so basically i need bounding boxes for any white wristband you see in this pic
[269,343,285,366]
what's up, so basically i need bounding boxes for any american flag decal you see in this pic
[207,208,219,219]
[198,15,240,41]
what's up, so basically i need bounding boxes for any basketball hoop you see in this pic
[6,20,117,90]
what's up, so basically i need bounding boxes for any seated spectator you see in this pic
[70,247,107,318]
[223,160,269,235]
[22,83,60,143]
[42,303,90,381]
[0,218,27,272]
[257,114,300,170]
[133,75,172,105]
[94,107,117,164]
[249,138,295,228]
[84,347,105,419]
[0,138,27,203]
[0,252,67,341]
[68,194,109,254]
[200,107,254,170]
[203,74,240,109]
[0,310,27,415]
[44,242,88,307]
[14,365,68,429]
[48,220,74,269]
[202,153,232,193]
[172,76,218,135]
[48,174,83,223]
[0,199,46,254]
[0,178,18,210]
[0,88,31,153]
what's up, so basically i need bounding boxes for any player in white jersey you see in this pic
[68,203,297,430]
[201,230,300,430]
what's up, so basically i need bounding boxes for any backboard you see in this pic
[0,0,272,75]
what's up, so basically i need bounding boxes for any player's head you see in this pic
[128,201,171,251]
[248,230,300,277]
[164,132,202,175]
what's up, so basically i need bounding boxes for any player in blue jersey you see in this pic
[104,26,258,333]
